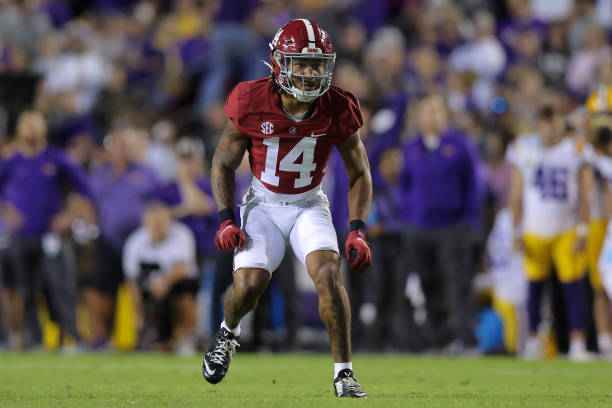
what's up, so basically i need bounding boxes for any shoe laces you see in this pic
[209,335,239,365]
[340,376,363,394]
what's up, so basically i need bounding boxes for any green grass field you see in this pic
[1,352,611,407]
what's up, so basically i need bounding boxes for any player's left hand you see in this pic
[345,230,372,271]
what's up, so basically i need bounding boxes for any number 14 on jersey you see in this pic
[261,137,318,188]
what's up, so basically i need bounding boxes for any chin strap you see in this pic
[290,87,318,102]
[261,60,273,73]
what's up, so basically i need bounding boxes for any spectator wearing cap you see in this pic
[123,201,199,355]
[87,128,162,348]
[0,110,94,349]
[401,94,480,353]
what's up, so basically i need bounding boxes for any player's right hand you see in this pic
[215,220,246,251]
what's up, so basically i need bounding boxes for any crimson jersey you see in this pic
[225,78,363,195]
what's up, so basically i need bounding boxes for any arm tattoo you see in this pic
[211,120,249,211]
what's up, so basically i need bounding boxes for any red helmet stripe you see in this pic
[299,18,316,49]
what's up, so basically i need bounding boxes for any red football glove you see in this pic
[344,230,372,271]
[214,220,246,251]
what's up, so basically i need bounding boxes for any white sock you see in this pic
[569,337,586,353]
[598,332,612,353]
[334,362,352,379]
[221,320,241,337]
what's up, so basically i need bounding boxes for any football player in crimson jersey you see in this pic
[202,19,371,398]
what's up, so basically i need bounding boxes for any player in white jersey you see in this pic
[486,208,527,355]
[567,111,612,357]
[587,62,612,356]
[588,122,612,356]
[509,106,593,361]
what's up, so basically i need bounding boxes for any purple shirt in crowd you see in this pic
[401,129,479,230]
[371,180,404,233]
[154,177,217,258]
[0,146,93,237]
[90,162,161,250]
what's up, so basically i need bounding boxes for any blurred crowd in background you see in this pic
[1,0,612,357]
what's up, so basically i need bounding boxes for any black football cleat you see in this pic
[202,327,240,384]
[333,369,369,398]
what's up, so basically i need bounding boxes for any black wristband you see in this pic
[218,208,235,223]
[349,219,366,232]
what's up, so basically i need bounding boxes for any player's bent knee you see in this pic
[306,250,340,271]
[306,252,342,297]
[233,268,270,298]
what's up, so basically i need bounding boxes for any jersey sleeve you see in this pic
[224,82,249,134]
[330,89,364,147]
[506,134,539,170]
